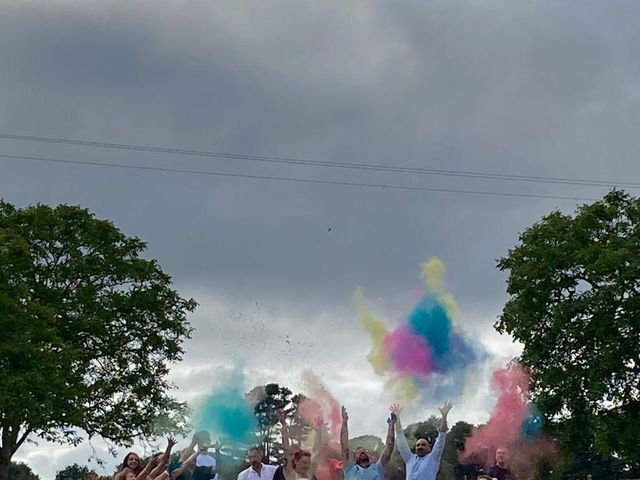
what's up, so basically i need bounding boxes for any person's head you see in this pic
[415,438,431,457]
[293,450,312,476]
[495,447,508,466]
[193,430,212,449]
[120,453,142,473]
[248,447,263,468]
[354,447,371,468]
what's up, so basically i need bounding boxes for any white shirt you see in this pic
[237,464,278,480]
[396,427,447,480]
[197,454,216,468]
[196,454,218,480]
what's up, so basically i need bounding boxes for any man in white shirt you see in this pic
[394,401,453,480]
[237,447,278,480]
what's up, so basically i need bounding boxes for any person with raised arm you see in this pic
[147,437,179,480]
[393,401,452,480]
[154,444,206,480]
[283,415,324,480]
[341,405,395,480]
[177,431,210,480]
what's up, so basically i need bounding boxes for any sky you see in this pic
[1,1,639,478]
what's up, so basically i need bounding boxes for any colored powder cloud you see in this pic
[192,366,257,444]
[386,376,420,403]
[407,296,452,361]
[300,370,342,444]
[382,325,433,376]
[521,404,544,439]
[354,288,389,375]
[296,371,344,480]
[459,362,557,474]
[421,258,460,321]
[357,257,481,402]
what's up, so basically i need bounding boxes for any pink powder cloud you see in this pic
[382,325,433,376]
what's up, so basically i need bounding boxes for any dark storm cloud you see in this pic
[2,1,640,476]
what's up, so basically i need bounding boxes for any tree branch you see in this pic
[15,428,31,451]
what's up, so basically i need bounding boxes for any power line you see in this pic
[0,132,637,189]
[0,153,598,201]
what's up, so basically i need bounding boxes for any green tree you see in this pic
[404,416,439,446]
[497,191,640,468]
[250,384,293,462]
[7,462,39,480]
[437,460,455,480]
[286,393,314,449]
[441,421,478,480]
[348,435,383,456]
[0,202,197,480]
[54,464,90,480]
[553,443,640,480]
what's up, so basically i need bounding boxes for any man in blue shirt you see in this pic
[394,401,453,480]
[341,405,396,480]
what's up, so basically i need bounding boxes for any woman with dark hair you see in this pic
[121,453,143,475]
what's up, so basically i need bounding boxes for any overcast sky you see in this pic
[1,1,639,478]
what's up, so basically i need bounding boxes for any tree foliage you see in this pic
[404,416,439,446]
[251,384,293,462]
[55,464,90,480]
[497,191,640,465]
[441,421,478,480]
[7,462,39,480]
[286,394,314,449]
[0,202,196,480]
[348,435,383,455]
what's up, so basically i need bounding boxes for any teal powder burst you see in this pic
[193,368,257,443]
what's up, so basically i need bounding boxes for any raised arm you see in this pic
[438,401,453,433]
[182,447,203,469]
[137,455,159,480]
[276,408,295,476]
[149,437,178,479]
[154,447,203,480]
[277,410,290,453]
[180,439,197,462]
[430,401,453,464]
[310,416,324,477]
[282,412,297,477]
[148,454,165,480]
[391,404,411,464]
[340,406,352,465]
[152,458,182,480]
[379,409,396,465]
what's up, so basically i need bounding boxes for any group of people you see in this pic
[117,431,221,480]
[237,401,513,480]
[117,401,514,480]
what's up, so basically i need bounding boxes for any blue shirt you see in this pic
[396,428,447,480]
[344,460,385,480]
